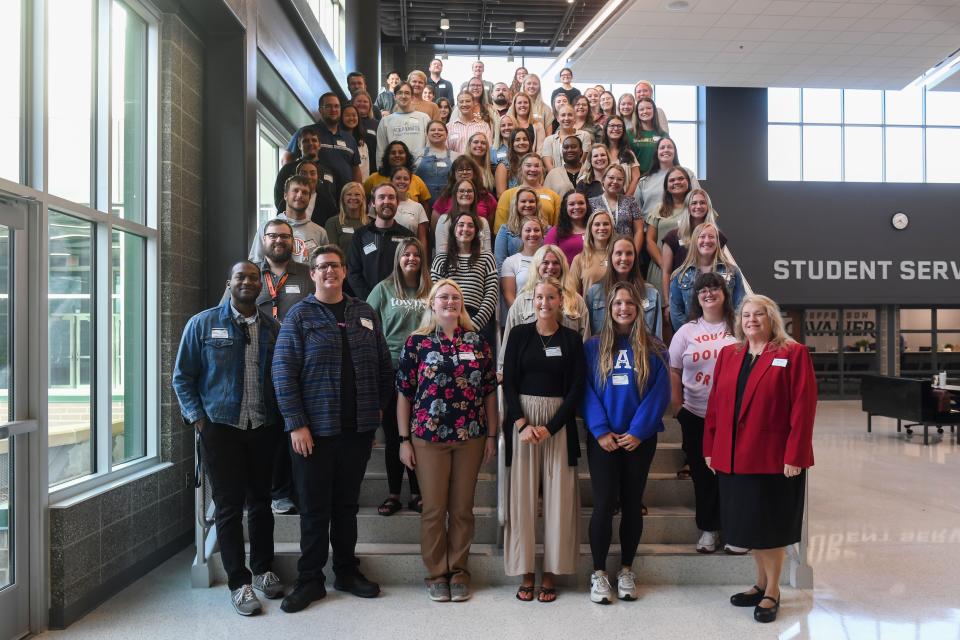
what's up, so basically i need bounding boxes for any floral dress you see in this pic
[396,327,496,443]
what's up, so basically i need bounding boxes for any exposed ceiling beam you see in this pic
[400,0,408,50]
[549,1,578,52]
[477,0,487,53]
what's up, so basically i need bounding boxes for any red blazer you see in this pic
[704,341,816,474]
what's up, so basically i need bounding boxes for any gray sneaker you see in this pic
[230,584,262,616]
[427,582,451,602]
[450,582,471,602]
[253,571,284,599]
[272,498,296,514]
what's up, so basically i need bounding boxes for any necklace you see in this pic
[537,324,558,351]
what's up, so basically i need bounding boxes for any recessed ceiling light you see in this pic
[666,0,690,11]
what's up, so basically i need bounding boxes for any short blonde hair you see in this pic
[407,70,427,83]
[413,279,477,335]
[734,294,795,348]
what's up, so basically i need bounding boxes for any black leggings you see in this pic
[677,408,720,532]
[382,382,419,497]
[587,433,657,570]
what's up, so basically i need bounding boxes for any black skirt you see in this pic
[717,471,805,550]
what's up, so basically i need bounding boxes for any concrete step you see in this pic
[211,541,778,587]
[260,505,701,546]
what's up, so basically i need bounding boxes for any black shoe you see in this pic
[280,580,326,613]
[754,596,780,623]
[730,585,765,607]
[334,571,380,598]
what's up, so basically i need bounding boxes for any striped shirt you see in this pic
[430,251,499,329]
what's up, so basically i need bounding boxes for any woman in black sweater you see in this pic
[502,277,586,603]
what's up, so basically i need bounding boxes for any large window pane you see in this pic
[768,88,800,122]
[669,123,698,174]
[111,2,148,223]
[48,212,94,486]
[926,128,960,183]
[843,126,883,182]
[48,0,94,206]
[0,437,10,590]
[768,125,801,181]
[111,230,145,465]
[843,90,882,125]
[0,0,21,183]
[802,126,841,181]
[802,88,841,124]
[885,87,923,126]
[258,127,281,226]
[654,85,697,122]
[885,128,923,183]
[0,226,9,417]
[925,90,960,126]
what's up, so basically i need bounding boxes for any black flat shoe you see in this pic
[730,585,765,607]
[754,596,780,623]
[334,571,381,598]
[280,580,326,613]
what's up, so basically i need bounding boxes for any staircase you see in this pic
[207,415,787,588]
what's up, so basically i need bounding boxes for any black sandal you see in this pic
[537,586,557,603]
[408,495,423,513]
[516,585,535,601]
[378,497,402,516]
[676,464,692,480]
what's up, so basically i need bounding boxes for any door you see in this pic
[0,198,32,640]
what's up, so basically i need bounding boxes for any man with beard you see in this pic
[173,261,284,615]
[272,244,393,613]
[345,183,413,299]
[283,93,362,194]
[491,82,512,117]
[250,176,329,265]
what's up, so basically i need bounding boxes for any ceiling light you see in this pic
[666,0,689,11]
[441,52,448,60]
[440,18,450,30]
[515,21,525,33]
[507,53,515,62]
[907,46,960,90]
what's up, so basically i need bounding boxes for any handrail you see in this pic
[722,246,754,296]
[192,432,216,587]
[495,321,509,528]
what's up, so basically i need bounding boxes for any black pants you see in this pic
[677,408,721,532]
[382,383,419,496]
[271,432,295,502]
[290,429,374,584]
[587,433,657,570]
[199,421,278,590]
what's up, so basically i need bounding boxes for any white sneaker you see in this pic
[271,498,296,514]
[697,530,719,554]
[724,544,750,555]
[590,571,614,604]
[616,568,638,601]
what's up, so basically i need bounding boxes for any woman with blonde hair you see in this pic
[494,186,546,270]
[465,132,496,192]
[646,166,695,298]
[495,128,533,196]
[368,239,431,516]
[396,279,498,602]
[669,222,744,331]
[576,144,611,200]
[324,182,370,255]
[522,73,554,132]
[503,277,585,603]
[659,188,726,299]
[582,281,670,604]
[587,164,644,255]
[493,153,561,233]
[507,92,546,153]
[568,209,614,294]
[586,235,662,338]
[704,294,816,623]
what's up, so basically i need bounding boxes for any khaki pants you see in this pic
[503,395,580,576]
[412,435,486,584]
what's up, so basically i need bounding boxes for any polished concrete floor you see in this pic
[38,401,960,640]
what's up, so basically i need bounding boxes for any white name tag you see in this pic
[772,358,788,368]
[436,161,447,168]
[336,139,347,148]
[458,351,476,362]
[363,242,377,255]
[538,194,551,200]
[497,150,507,159]
[367,129,376,136]
[360,317,374,330]
[323,174,333,183]
[545,346,563,357]
[285,284,301,294]
[342,226,355,234]
[612,374,630,386]
[211,328,229,339]
[641,299,651,310]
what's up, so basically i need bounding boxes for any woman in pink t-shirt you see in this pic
[668,271,738,554]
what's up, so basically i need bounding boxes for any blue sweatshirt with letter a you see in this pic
[582,336,670,441]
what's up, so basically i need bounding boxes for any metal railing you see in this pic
[191,431,217,588]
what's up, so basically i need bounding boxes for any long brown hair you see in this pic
[596,282,666,392]
[390,237,432,300]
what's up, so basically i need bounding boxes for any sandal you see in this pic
[408,495,423,513]
[377,496,402,516]
[676,464,691,480]
[537,586,557,603]
[515,585,535,602]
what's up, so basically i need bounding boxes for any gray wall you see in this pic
[702,87,960,307]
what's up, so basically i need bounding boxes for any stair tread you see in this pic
[274,505,696,519]
[265,542,745,558]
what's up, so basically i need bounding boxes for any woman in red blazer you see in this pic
[704,294,816,624]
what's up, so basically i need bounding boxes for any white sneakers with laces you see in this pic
[616,568,638,601]
[590,571,614,604]
[697,530,720,553]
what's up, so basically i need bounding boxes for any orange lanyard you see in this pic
[263,271,289,319]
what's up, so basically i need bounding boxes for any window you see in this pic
[767,87,960,183]
[111,1,148,223]
[257,123,285,226]
[787,308,880,398]
[900,308,960,378]
[307,0,345,64]
[0,0,21,182]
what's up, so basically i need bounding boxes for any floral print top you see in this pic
[396,326,496,443]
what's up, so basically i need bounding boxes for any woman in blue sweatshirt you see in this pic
[582,281,670,605]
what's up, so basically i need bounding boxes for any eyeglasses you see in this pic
[313,262,343,271]
[436,294,462,302]
[455,168,472,174]
[456,189,475,195]
[264,232,293,241]
[607,123,624,130]
[697,286,723,295]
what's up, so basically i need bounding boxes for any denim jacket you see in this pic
[585,282,663,339]
[669,264,745,331]
[172,299,280,427]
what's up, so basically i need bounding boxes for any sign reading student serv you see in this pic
[774,260,960,282]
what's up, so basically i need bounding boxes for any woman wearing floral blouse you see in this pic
[397,278,498,604]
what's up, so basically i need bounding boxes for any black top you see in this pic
[731,351,760,472]
[273,158,339,227]
[551,86,582,107]
[502,322,585,467]
[320,298,357,430]
[576,179,603,199]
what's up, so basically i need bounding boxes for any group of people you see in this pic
[172,62,817,625]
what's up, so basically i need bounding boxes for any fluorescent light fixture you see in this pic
[907,46,960,90]
[543,0,625,79]
[515,20,525,33]
[440,18,450,30]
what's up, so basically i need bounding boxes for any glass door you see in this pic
[0,198,31,640]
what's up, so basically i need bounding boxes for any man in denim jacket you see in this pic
[172,260,283,616]
[273,244,393,613]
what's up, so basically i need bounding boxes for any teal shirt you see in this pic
[366,279,428,367]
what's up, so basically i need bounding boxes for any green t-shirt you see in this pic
[366,280,428,367]
[324,215,365,255]
[629,129,665,175]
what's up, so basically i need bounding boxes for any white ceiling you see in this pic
[568,0,960,90]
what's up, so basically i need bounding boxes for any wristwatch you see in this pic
[399,435,411,443]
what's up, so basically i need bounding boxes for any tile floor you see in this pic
[37,401,960,640]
